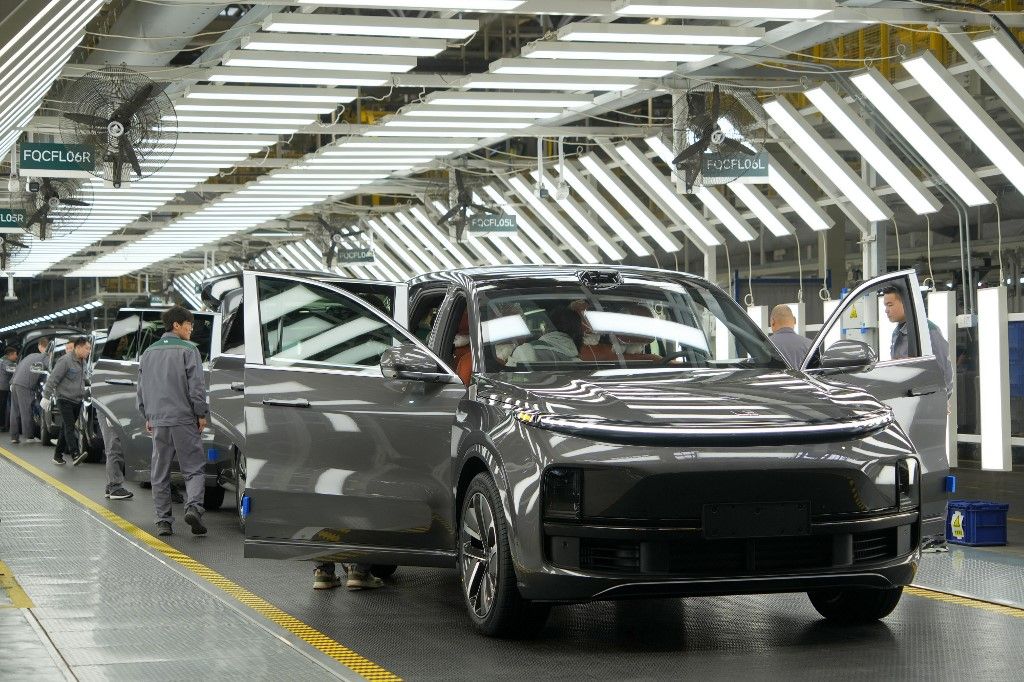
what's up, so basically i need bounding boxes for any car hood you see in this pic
[476,368,894,447]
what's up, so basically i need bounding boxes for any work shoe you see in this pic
[26,437,40,443]
[184,508,207,536]
[170,488,184,504]
[156,521,172,536]
[345,567,385,591]
[313,569,342,590]
[105,487,133,500]
[10,438,19,444]
[71,450,89,466]
[52,453,65,465]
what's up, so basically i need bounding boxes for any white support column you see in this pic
[977,286,1011,471]
[747,305,769,333]
[928,290,957,468]
[783,301,806,336]
[822,299,841,349]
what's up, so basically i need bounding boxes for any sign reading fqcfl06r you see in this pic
[701,152,769,182]
[19,143,95,173]
[336,248,375,264]
[469,214,518,234]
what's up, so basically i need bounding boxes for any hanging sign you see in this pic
[701,152,769,183]
[469,214,518,234]
[18,142,95,178]
[0,208,25,234]
[336,247,375,264]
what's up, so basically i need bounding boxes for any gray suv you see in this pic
[214,266,948,637]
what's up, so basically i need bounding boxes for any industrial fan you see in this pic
[316,215,370,268]
[672,83,761,192]
[59,64,176,188]
[17,177,92,240]
[0,233,28,271]
[438,170,498,242]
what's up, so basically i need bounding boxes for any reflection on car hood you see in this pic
[477,368,895,446]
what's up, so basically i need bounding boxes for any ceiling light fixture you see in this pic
[423,91,591,108]
[241,32,446,57]
[262,13,478,40]
[490,57,676,78]
[522,42,716,62]
[729,184,795,237]
[463,74,638,92]
[613,0,833,20]
[556,21,764,46]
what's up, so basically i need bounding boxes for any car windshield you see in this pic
[476,274,786,373]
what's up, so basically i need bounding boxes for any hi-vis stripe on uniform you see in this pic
[0,447,401,682]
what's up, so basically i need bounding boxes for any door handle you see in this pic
[906,387,937,397]
[106,378,136,386]
[262,398,310,408]
[230,381,245,392]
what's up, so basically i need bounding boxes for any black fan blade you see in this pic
[60,197,90,207]
[120,137,142,178]
[24,205,48,230]
[454,169,466,192]
[686,92,706,119]
[7,237,27,249]
[316,215,332,231]
[719,138,755,155]
[470,203,499,215]
[63,112,109,128]
[325,247,336,268]
[0,250,7,271]
[438,205,461,224]
[673,135,711,166]
[710,84,721,123]
[113,82,155,123]
[111,156,124,188]
[39,177,54,198]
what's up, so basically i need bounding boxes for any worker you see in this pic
[9,337,48,445]
[313,561,384,592]
[136,306,209,537]
[0,346,17,432]
[97,411,132,500]
[769,304,813,369]
[882,286,954,398]
[41,336,91,466]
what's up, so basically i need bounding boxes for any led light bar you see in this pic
[693,187,758,242]
[423,91,591,108]
[382,118,532,130]
[506,176,599,263]
[364,129,503,138]
[408,206,475,268]
[729,184,795,237]
[850,68,992,207]
[806,83,940,215]
[613,0,833,19]
[223,51,417,73]
[478,186,565,265]
[490,57,676,79]
[241,32,446,57]
[296,0,522,8]
[974,31,1024,95]
[402,105,563,120]
[558,162,649,257]
[337,140,477,150]
[185,85,356,103]
[763,97,892,223]
[556,21,764,47]
[262,13,478,40]
[904,50,1024,198]
[463,74,638,92]
[394,212,457,270]
[522,42,717,63]
[207,67,387,88]
[531,170,625,260]
[175,101,336,115]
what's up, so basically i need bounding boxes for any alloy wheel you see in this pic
[236,451,247,530]
[460,491,498,619]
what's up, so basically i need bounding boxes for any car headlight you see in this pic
[897,458,919,510]
[543,467,582,521]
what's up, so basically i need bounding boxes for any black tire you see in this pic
[808,586,904,623]
[76,414,104,463]
[459,472,550,638]
[39,410,53,446]
[235,450,247,533]
[204,485,226,511]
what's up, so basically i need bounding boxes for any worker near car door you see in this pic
[882,286,954,398]
[769,304,813,369]
[9,337,48,445]
[1,346,18,432]
[136,306,209,537]
[41,336,91,466]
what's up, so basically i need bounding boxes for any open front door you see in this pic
[802,270,950,537]
[240,271,464,567]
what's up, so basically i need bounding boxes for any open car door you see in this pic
[801,270,950,537]
[239,271,463,567]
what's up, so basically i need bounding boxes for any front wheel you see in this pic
[808,586,904,623]
[459,472,549,638]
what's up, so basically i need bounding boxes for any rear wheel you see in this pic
[808,586,904,623]
[459,472,549,638]
[235,450,247,532]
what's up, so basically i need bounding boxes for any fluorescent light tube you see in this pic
[974,31,1024,96]
[637,137,724,247]
[478,186,565,265]
[408,206,474,268]
[463,74,638,92]
[904,50,1024,198]
[490,57,676,78]
[365,129,502,138]
[223,51,416,73]
[402,105,563,119]
[395,212,457,270]
[531,170,625,260]
[262,13,478,40]
[558,163,649,257]
[382,118,532,129]
[506,176,599,263]
[556,21,763,46]
[175,101,336,115]
[693,187,759,242]
[297,0,522,8]
[338,140,477,150]
[423,91,591,108]
[186,85,355,103]
[614,0,833,20]
[523,42,716,62]
[806,83,940,215]
[207,67,387,87]
[241,33,446,57]
[729,184,795,237]
[763,97,892,222]
[850,68,993,207]
[169,114,312,125]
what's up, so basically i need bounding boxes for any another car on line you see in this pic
[203,266,947,637]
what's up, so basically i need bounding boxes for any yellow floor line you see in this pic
[0,559,35,608]
[906,586,1024,619]
[0,447,400,682]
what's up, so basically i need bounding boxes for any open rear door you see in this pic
[802,270,950,537]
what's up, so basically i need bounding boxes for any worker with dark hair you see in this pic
[506,306,583,367]
[10,337,48,444]
[881,286,953,398]
[0,346,17,432]
[42,336,91,466]
[136,306,209,537]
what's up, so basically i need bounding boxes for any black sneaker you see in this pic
[156,521,172,536]
[105,487,133,500]
[184,508,207,536]
[71,450,89,466]
[170,488,184,504]
[10,438,19,444]
[52,453,65,465]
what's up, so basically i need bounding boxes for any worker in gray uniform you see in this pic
[41,336,91,466]
[882,286,954,398]
[9,337,48,445]
[97,411,133,500]
[136,306,209,537]
[769,304,813,369]
[1,346,18,431]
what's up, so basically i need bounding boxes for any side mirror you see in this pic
[380,344,452,383]
[818,340,877,371]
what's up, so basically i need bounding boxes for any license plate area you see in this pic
[702,501,810,539]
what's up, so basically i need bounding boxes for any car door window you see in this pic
[102,313,141,361]
[257,277,406,369]
[221,290,245,356]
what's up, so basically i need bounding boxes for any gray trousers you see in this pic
[9,385,34,440]
[151,423,206,524]
[98,413,124,492]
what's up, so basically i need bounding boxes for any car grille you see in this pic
[569,527,904,576]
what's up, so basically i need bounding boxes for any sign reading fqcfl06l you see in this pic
[0,208,26,233]
[469,214,518,234]
[701,152,769,184]
[19,142,95,178]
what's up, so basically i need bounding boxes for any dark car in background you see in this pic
[212,266,947,637]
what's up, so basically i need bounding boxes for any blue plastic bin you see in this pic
[946,500,1009,546]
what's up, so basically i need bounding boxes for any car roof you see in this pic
[408,264,705,288]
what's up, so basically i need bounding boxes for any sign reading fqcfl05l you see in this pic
[469,214,517,234]
[701,152,769,184]
[0,208,26,233]
[19,142,95,178]
[336,247,375,264]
